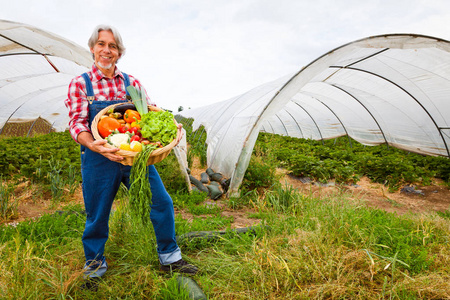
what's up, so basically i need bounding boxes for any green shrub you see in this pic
[157,153,190,194]
[241,155,277,193]
[172,190,208,210]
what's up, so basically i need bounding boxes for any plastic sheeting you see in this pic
[0,20,92,134]
[178,34,450,196]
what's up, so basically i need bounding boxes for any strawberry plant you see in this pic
[255,133,449,189]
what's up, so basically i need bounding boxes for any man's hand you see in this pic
[175,123,184,146]
[78,131,124,162]
[89,139,124,162]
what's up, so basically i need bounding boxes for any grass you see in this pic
[0,176,18,220]
[0,183,449,299]
[1,130,449,299]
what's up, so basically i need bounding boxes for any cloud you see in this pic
[1,0,450,112]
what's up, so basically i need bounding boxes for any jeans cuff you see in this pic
[83,259,108,278]
[158,247,182,265]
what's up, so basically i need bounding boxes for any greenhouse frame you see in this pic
[178,34,450,196]
[0,20,91,136]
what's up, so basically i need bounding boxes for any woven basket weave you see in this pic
[91,103,179,166]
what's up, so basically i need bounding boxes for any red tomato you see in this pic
[130,135,141,142]
[128,126,139,135]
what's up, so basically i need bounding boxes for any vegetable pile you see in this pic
[96,85,179,222]
[97,103,176,153]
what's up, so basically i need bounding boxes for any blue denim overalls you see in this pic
[80,72,181,278]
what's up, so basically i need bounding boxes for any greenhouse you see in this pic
[0,20,91,136]
[177,34,450,196]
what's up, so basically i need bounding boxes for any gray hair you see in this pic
[88,24,126,60]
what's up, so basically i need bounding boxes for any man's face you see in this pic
[90,30,121,70]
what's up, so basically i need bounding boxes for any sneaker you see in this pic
[160,259,199,275]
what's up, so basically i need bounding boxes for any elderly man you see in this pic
[65,25,198,286]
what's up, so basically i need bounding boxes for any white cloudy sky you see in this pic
[1,0,449,112]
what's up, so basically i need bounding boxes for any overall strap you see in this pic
[82,73,96,104]
[82,72,131,103]
[123,72,130,96]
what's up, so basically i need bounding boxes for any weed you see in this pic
[437,209,450,219]
[383,197,404,207]
[0,176,18,220]
[264,183,298,213]
[157,153,190,194]
[47,157,66,202]
[157,275,191,300]
[227,189,258,210]
[241,155,278,193]
[172,190,208,210]
[187,203,222,216]
[182,213,231,231]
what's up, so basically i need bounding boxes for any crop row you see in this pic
[255,133,450,190]
[2,129,449,193]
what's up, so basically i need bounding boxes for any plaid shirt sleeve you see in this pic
[64,76,90,142]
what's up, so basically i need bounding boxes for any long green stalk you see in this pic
[129,144,157,223]
[126,85,148,115]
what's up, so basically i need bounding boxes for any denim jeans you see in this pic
[81,100,181,277]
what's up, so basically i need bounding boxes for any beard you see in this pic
[97,62,113,69]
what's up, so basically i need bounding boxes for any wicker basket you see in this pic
[91,103,180,166]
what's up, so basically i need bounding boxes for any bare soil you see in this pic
[4,165,450,228]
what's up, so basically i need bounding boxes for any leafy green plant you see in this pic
[184,124,207,168]
[157,153,189,194]
[0,131,81,182]
[47,157,66,202]
[0,176,17,220]
[241,155,278,193]
[255,133,449,190]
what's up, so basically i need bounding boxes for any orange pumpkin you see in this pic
[98,116,121,138]
[124,109,141,124]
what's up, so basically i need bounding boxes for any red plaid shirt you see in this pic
[65,64,154,142]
